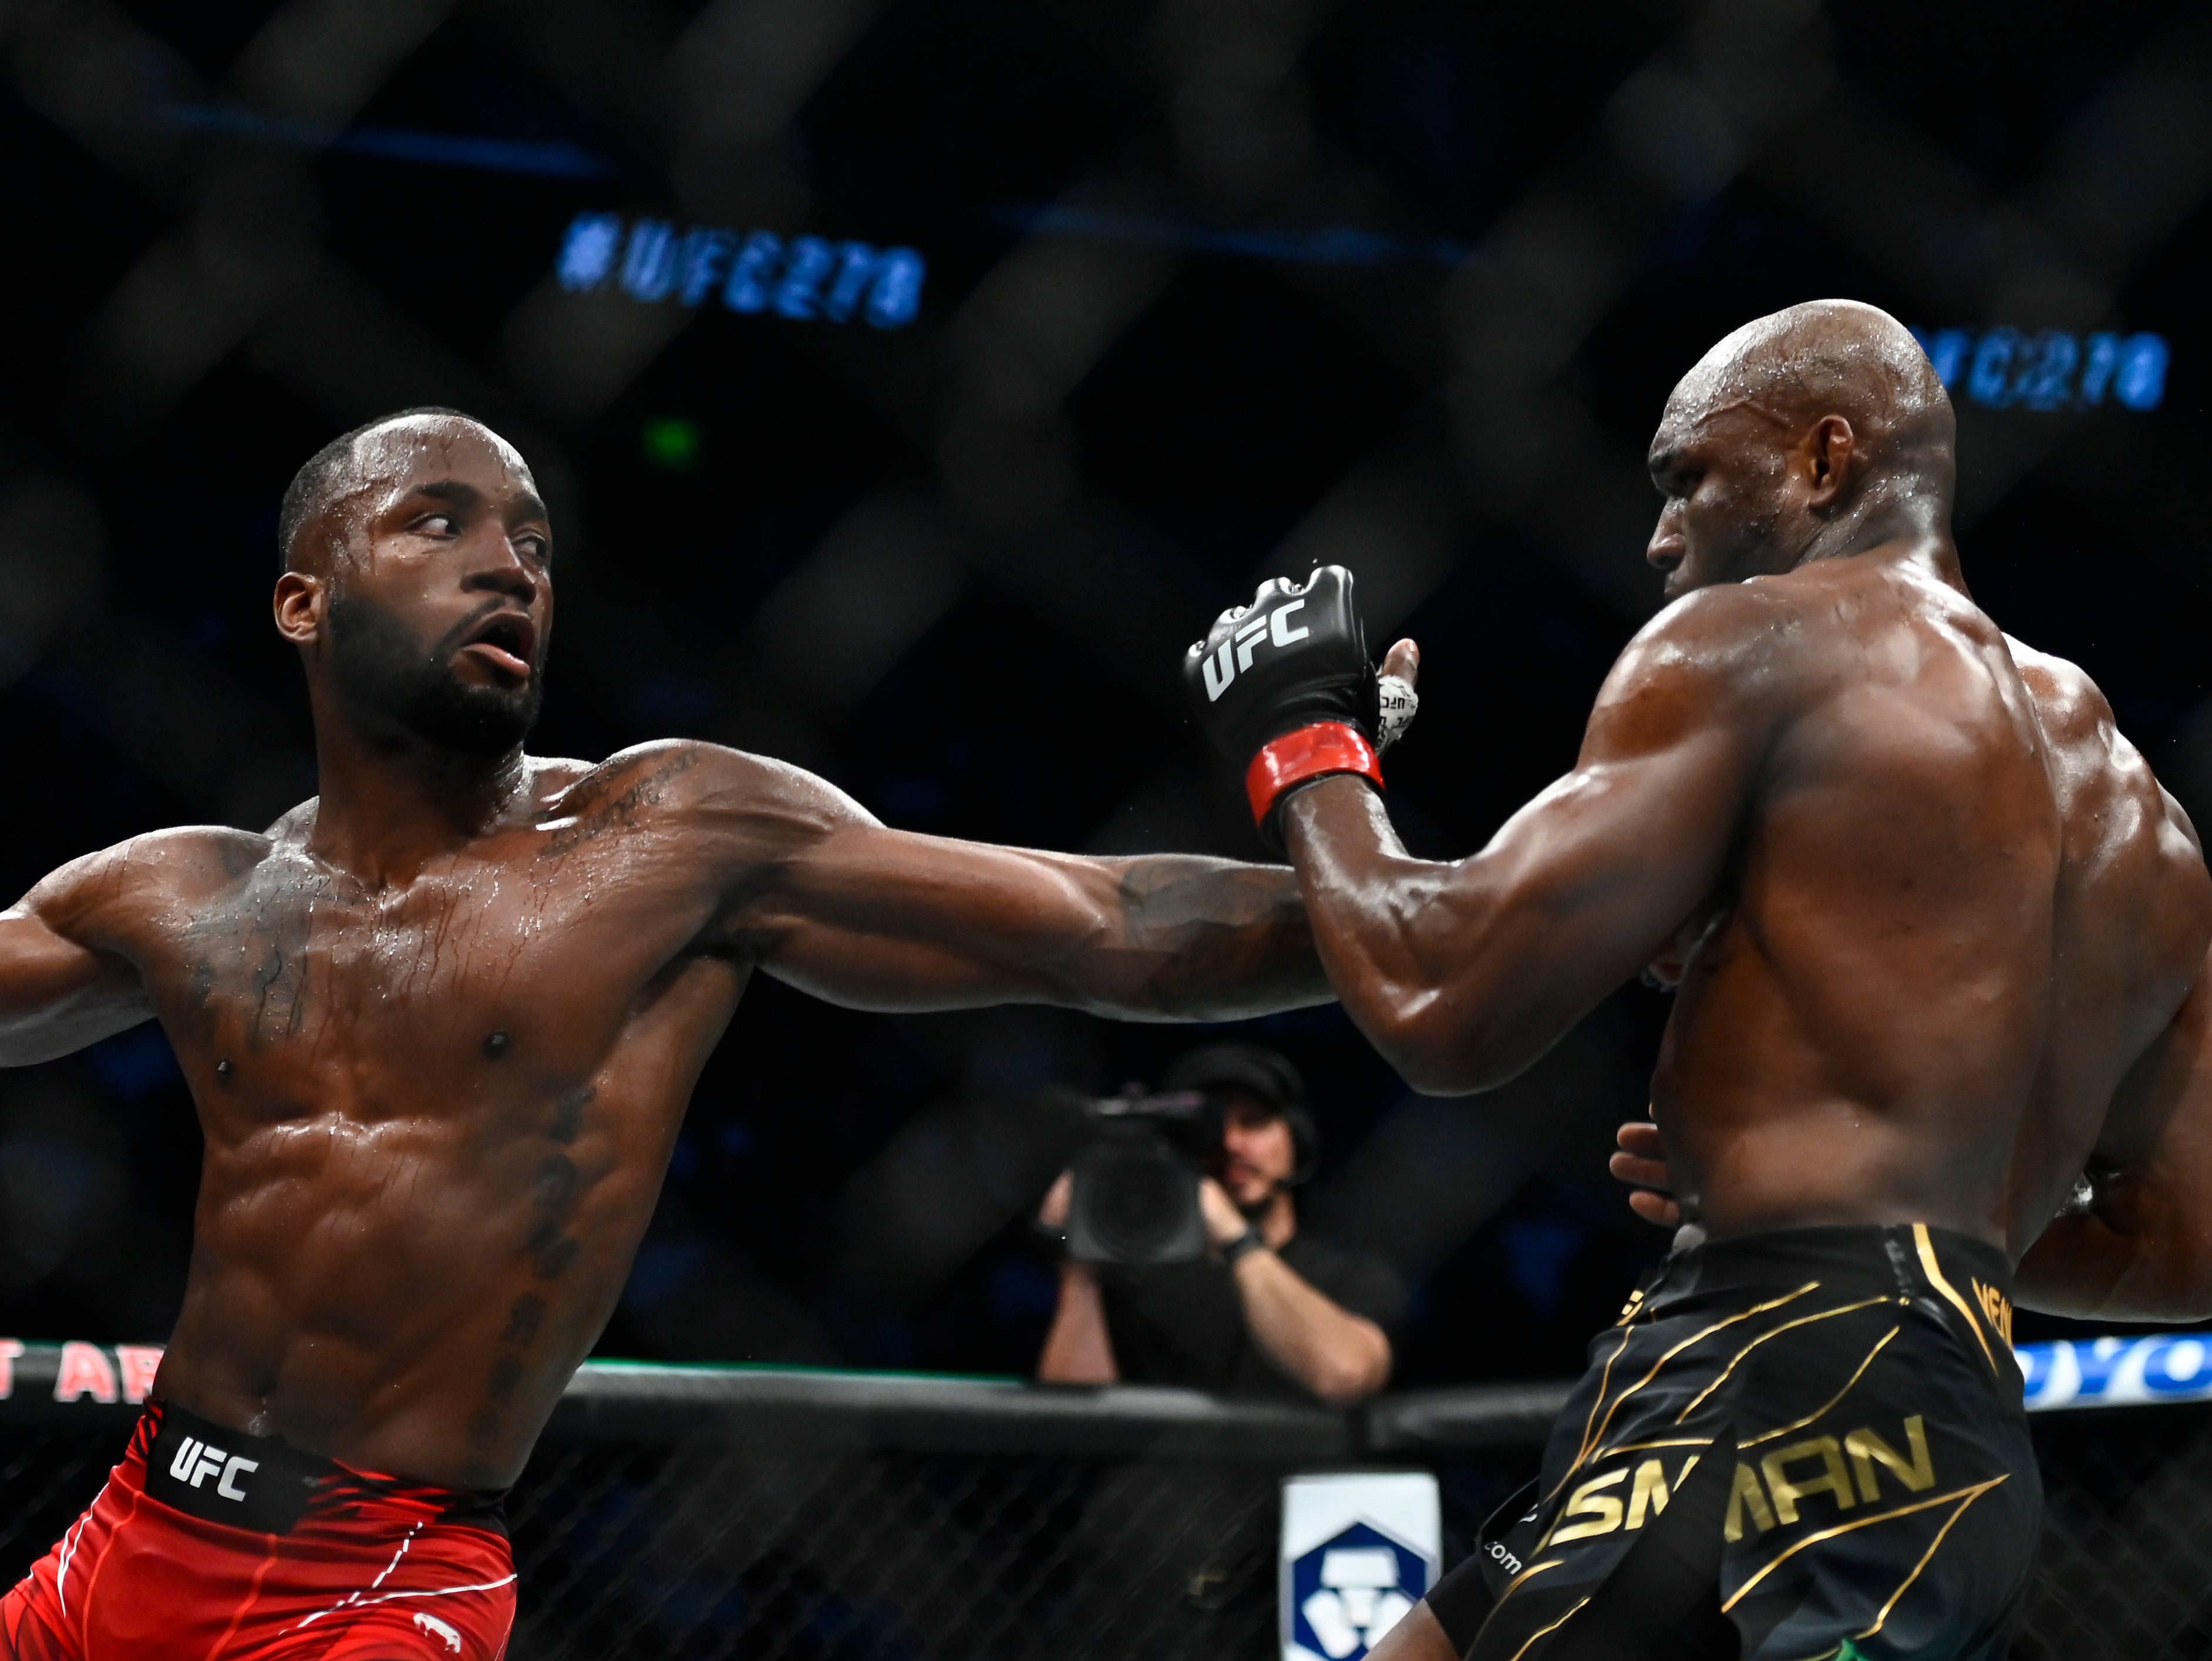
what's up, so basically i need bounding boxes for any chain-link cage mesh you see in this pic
[506,1434,1288,1659]
[1,1398,2208,1657]
[2014,1405,2212,1659]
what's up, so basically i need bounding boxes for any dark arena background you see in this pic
[0,0,2210,1656]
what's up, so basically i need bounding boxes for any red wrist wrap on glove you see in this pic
[1244,722,1383,826]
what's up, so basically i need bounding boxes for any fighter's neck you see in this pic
[1790,486,1961,587]
[303,720,536,882]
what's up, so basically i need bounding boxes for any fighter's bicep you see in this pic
[757,923,1048,1013]
[1567,620,1773,892]
[1359,716,1758,1094]
[1473,694,1761,964]
[740,823,1111,1005]
[0,906,153,1060]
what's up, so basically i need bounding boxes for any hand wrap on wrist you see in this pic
[1244,721,1383,828]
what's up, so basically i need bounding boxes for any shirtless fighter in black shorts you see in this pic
[1184,302,2212,1660]
[0,410,1335,1659]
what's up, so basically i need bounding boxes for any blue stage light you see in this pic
[162,104,619,180]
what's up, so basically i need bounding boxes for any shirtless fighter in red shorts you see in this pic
[0,410,1334,1659]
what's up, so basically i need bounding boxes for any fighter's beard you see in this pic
[326,592,543,758]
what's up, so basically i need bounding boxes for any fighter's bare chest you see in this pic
[145,852,706,1060]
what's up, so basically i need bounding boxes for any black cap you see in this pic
[1164,1044,1319,1185]
[1161,1043,1306,1113]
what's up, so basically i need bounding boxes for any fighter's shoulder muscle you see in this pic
[2005,636,2119,755]
[15,825,274,944]
[540,739,880,860]
[1584,578,1818,761]
[2005,633,2201,856]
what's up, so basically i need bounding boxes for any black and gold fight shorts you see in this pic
[1430,1223,2038,1661]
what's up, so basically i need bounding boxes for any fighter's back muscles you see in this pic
[1608,640,2212,1313]
[1281,552,2063,1242]
[1992,645,2212,1317]
[2001,645,2211,1253]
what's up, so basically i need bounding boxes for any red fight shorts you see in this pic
[1,1401,515,1660]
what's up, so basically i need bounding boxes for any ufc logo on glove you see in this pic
[1182,566,1417,848]
[1198,598,1315,700]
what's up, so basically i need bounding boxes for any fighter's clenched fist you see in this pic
[1181,566,1418,844]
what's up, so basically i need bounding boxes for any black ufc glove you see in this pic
[1181,566,1414,843]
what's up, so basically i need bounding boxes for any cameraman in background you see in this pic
[1035,1045,1403,1404]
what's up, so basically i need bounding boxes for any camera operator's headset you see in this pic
[1161,1044,1321,1187]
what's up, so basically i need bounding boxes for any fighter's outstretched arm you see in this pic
[681,748,1330,1020]
[0,850,156,1065]
[1279,590,1779,1095]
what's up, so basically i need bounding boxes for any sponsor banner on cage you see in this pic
[0,1341,166,1404]
[1280,1471,1439,1661]
[5,1333,2212,1418]
[2016,1332,2212,1411]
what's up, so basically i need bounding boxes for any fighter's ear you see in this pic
[1804,414,1859,510]
[274,570,326,645]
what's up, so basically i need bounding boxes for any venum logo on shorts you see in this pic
[413,1612,464,1655]
[167,1434,260,1502]
[1200,599,1311,701]
[1971,1279,2015,1346]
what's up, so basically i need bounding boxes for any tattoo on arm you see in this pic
[1110,859,1325,1018]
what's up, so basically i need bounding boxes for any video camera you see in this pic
[1058,1045,1319,1268]
[1063,1088,1219,1267]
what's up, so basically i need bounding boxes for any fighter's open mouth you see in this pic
[461,611,536,678]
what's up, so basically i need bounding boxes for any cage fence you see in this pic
[0,1345,2206,1657]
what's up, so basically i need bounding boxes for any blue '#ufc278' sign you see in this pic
[554,212,925,329]
[1910,326,2169,412]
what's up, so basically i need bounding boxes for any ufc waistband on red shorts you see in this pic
[1,1401,516,1661]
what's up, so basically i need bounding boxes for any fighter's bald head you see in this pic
[279,408,533,574]
[1657,300,1955,489]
